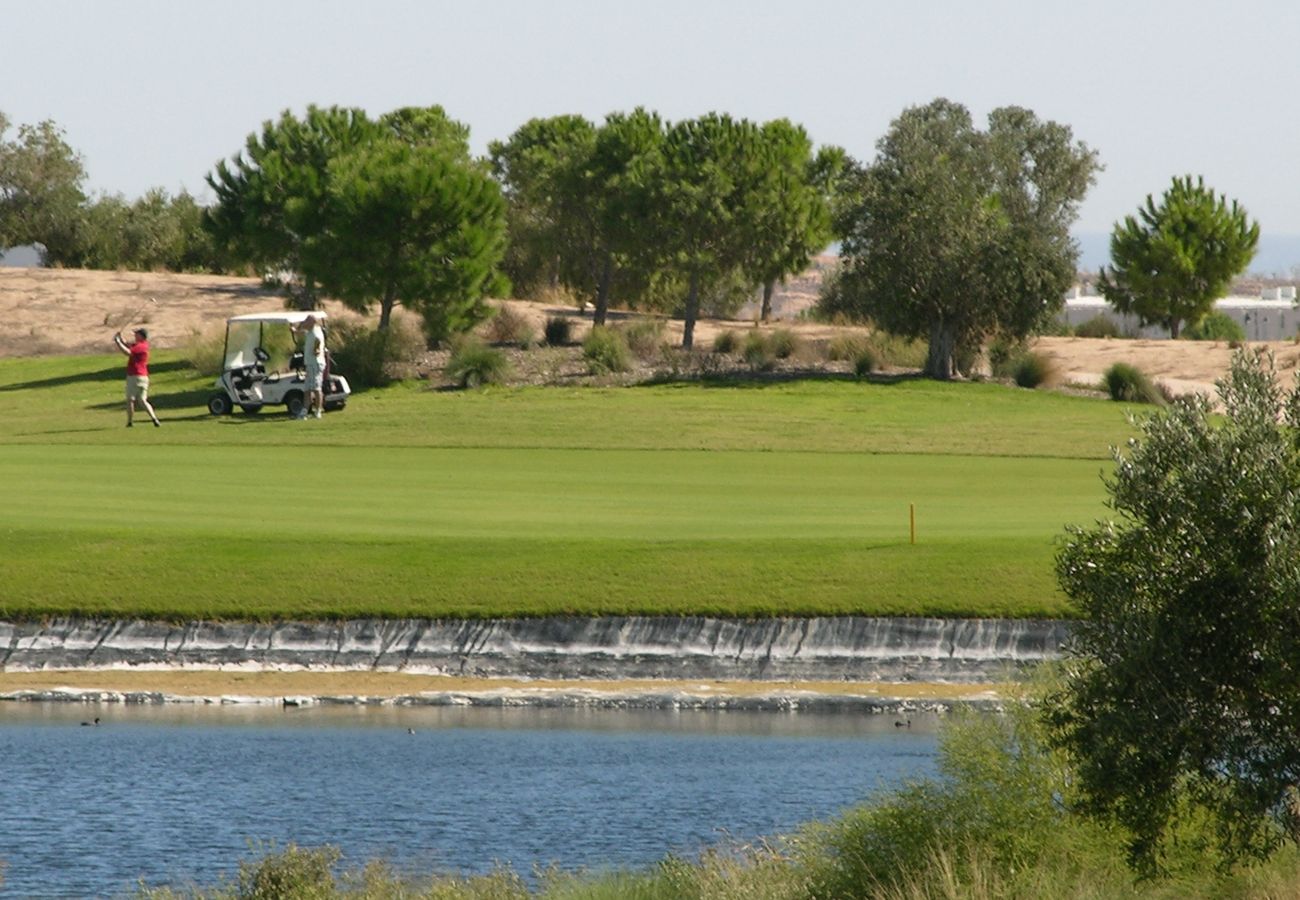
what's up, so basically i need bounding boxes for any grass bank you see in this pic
[0,354,1138,620]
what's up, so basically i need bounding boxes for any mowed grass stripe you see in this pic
[0,446,1108,541]
[0,533,1064,620]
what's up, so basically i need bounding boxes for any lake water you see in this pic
[0,703,939,897]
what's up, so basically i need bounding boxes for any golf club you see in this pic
[105,297,158,332]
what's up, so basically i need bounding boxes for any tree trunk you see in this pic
[593,255,613,327]
[682,270,700,349]
[1169,318,1181,339]
[926,319,958,380]
[379,285,397,330]
[760,279,776,323]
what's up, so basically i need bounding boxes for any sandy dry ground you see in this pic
[0,669,1006,703]
[5,266,1295,400]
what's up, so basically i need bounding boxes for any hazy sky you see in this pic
[5,0,1300,236]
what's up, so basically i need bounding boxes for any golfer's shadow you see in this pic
[87,386,210,413]
[0,359,192,393]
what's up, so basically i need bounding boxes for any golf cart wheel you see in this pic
[240,404,262,415]
[207,393,232,416]
[285,391,306,418]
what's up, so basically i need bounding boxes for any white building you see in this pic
[1060,287,1298,340]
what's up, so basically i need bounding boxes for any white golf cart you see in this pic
[206,311,351,417]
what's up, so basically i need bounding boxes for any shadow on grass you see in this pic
[87,386,212,413]
[0,359,193,393]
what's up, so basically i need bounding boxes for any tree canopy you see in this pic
[491,110,841,340]
[825,99,1099,379]
[1098,175,1259,338]
[0,113,87,264]
[207,104,506,336]
[322,140,507,338]
[1049,350,1300,871]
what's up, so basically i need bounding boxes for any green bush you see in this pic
[327,316,425,390]
[445,339,510,388]
[1184,310,1246,342]
[583,326,631,374]
[1013,351,1057,389]
[802,701,1123,900]
[238,844,340,900]
[865,330,928,369]
[1103,361,1164,404]
[619,318,666,359]
[182,326,226,377]
[990,341,1057,389]
[484,304,535,346]
[767,328,799,359]
[712,330,741,354]
[742,331,775,371]
[543,316,573,346]
[826,334,866,362]
[1075,314,1122,338]
[853,347,879,378]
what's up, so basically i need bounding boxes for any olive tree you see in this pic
[1049,350,1300,871]
[1098,175,1259,338]
[0,113,87,263]
[828,99,1098,379]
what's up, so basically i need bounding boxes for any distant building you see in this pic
[1060,287,1298,340]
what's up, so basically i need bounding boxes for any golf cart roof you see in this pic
[226,311,329,325]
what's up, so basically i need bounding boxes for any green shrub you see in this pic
[543,315,573,346]
[182,326,226,377]
[445,339,510,388]
[712,330,741,354]
[327,316,425,390]
[1012,351,1057,389]
[483,304,535,346]
[986,338,1024,378]
[826,334,866,362]
[801,702,1119,900]
[853,347,880,378]
[239,843,340,900]
[1037,317,1076,337]
[619,318,666,359]
[767,328,799,359]
[1075,314,1122,338]
[1103,361,1164,404]
[583,326,631,374]
[865,330,928,369]
[742,331,775,371]
[1184,310,1246,342]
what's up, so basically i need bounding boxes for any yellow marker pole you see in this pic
[910,503,916,544]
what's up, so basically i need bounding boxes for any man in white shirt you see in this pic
[290,313,326,419]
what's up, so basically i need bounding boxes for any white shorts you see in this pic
[125,375,149,401]
[305,360,324,391]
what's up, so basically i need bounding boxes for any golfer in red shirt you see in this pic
[113,328,161,427]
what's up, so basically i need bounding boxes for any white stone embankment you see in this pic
[0,616,1068,685]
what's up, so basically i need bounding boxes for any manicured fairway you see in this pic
[0,353,1138,620]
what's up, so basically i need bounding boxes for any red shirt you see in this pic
[126,340,149,376]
